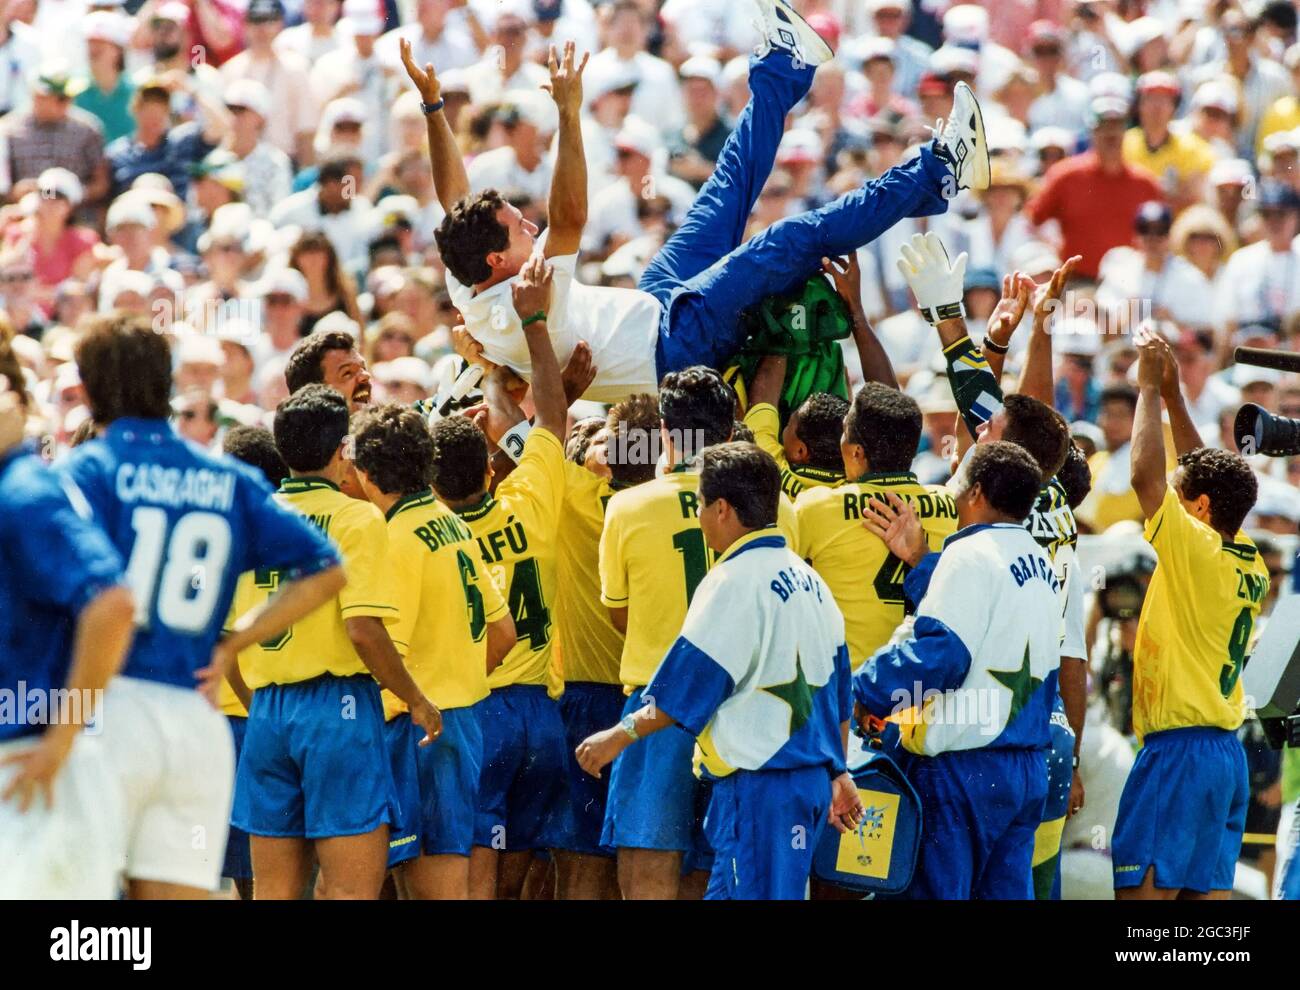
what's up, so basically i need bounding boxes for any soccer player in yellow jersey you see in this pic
[552,396,661,899]
[1112,329,1268,900]
[599,366,799,899]
[230,385,442,900]
[217,425,291,900]
[351,404,517,900]
[796,383,958,673]
[428,256,572,900]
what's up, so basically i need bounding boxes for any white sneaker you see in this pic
[931,81,990,192]
[754,0,834,68]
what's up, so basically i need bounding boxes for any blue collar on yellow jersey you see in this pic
[716,527,786,565]
[279,475,341,494]
[385,487,438,521]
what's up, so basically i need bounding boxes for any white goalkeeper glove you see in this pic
[897,231,968,325]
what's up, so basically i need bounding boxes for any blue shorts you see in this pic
[1281,798,1300,900]
[474,684,570,852]
[232,674,397,840]
[902,747,1048,900]
[602,687,714,874]
[1032,716,1075,900]
[387,705,484,868]
[1112,726,1248,893]
[556,681,626,857]
[221,715,251,880]
[704,766,830,900]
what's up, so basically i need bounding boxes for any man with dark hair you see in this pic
[1078,383,1146,532]
[851,440,1062,899]
[598,367,798,898]
[400,1,988,404]
[284,329,373,411]
[216,424,290,900]
[0,366,136,899]
[796,382,957,710]
[59,315,347,900]
[351,403,516,900]
[231,384,440,900]
[428,256,574,900]
[578,442,865,900]
[270,152,374,273]
[1112,329,1268,901]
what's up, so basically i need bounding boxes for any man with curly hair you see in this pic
[1112,328,1269,901]
[351,403,517,899]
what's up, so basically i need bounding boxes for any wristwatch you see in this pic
[421,99,445,115]
[618,714,640,742]
[1072,754,1080,770]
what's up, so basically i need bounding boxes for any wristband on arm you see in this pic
[499,420,533,464]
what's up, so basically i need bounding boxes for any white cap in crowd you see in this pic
[83,9,133,47]
[679,56,722,86]
[106,194,158,231]
[225,78,272,120]
[613,117,662,162]
[340,0,383,36]
[37,167,83,206]
[258,268,310,303]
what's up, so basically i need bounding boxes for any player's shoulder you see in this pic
[608,470,686,509]
[0,449,65,514]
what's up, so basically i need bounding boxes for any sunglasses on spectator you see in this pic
[1031,45,1062,57]
[265,293,296,306]
[0,271,33,283]
[1136,224,1171,236]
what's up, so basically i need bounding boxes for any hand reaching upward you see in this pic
[399,37,441,104]
[543,41,589,116]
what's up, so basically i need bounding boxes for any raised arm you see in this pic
[541,42,590,259]
[823,254,898,390]
[512,255,567,437]
[1131,328,1170,519]
[1149,328,1204,456]
[400,37,470,213]
[1018,257,1081,404]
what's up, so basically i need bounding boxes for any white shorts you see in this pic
[0,732,126,899]
[102,676,235,892]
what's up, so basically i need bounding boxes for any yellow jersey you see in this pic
[1122,128,1215,187]
[456,429,566,690]
[218,573,255,717]
[795,472,958,669]
[743,402,845,500]
[381,488,509,718]
[600,463,798,689]
[555,462,626,686]
[239,477,399,689]
[1132,485,1269,740]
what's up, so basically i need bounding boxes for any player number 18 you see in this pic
[124,507,233,633]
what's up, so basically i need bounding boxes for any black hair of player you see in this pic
[731,420,755,444]
[1176,446,1259,536]
[1000,393,1071,482]
[434,189,510,287]
[1099,382,1139,413]
[273,383,350,473]
[75,314,172,423]
[1056,442,1092,510]
[658,366,737,453]
[429,414,490,502]
[223,425,289,488]
[794,392,851,471]
[605,393,661,486]
[352,403,435,496]
[964,441,1043,521]
[285,330,358,395]
[844,382,922,473]
[566,417,605,465]
[701,442,781,530]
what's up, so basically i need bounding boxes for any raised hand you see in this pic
[542,40,589,116]
[1134,324,1166,392]
[987,271,1034,345]
[1031,255,1082,323]
[511,253,554,322]
[821,254,863,306]
[399,36,441,104]
[897,231,968,321]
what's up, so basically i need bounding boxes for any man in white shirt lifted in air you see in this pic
[399,0,989,404]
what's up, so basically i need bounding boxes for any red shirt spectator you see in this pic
[1026,98,1163,279]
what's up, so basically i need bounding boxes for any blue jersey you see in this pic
[58,418,341,689]
[0,444,125,742]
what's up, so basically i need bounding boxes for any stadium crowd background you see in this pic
[0,0,1298,897]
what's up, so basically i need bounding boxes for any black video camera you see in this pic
[1234,403,1300,458]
